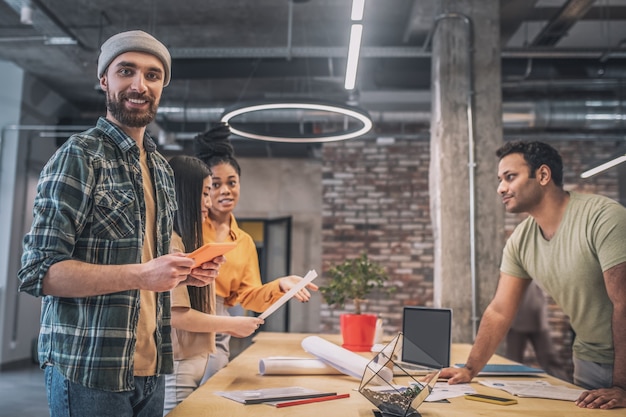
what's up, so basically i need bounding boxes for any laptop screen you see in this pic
[401,306,452,368]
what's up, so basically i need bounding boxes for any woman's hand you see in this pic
[225,316,265,338]
[278,275,319,302]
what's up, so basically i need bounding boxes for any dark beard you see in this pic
[106,91,158,128]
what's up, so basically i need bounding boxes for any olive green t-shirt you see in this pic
[501,192,626,364]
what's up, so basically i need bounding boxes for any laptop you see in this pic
[401,306,452,369]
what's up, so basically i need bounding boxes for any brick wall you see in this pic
[320,138,433,333]
[321,137,622,381]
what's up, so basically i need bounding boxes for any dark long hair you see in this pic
[194,122,241,175]
[169,155,212,313]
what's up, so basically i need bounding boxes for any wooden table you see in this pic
[167,332,611,416]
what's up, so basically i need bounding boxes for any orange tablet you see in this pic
[187,242,237,268]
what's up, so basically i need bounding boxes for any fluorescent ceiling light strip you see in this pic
[344,24,363,90]
[351,0,365,21]
[45,36,77,45]
[580,154,626,178]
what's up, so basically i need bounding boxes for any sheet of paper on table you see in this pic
[478,379,584,401]
[258,270,317,320]
[425,383,476,402]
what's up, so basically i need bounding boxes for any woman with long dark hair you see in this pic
[163,155,263,414]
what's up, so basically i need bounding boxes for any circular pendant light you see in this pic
[220,100,373,143]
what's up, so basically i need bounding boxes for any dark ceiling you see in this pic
[2,0,626,157]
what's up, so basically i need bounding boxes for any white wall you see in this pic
[0,67,81,367]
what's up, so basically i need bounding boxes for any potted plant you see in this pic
[320,253,396,352]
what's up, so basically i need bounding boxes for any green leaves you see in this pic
[319,253,396,315]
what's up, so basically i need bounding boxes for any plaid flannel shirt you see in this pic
[18,117,176,392]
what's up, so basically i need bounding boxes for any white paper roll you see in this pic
[301,336,393,382]
[258,357,343,375]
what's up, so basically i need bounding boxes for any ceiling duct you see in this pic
[2,0,84,47]
[530,0,596,47]
[505,100,626,130]
[156,98,626,135]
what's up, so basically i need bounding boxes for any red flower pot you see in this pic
[340,313,378,352]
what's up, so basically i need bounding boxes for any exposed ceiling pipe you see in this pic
[504,100,626,130]
[0,0,619,62]
[286,0,294,61]
[2,0,86,48]
[167,45,626,60]
[530,0,597,47]
[0,38,621,60]
[401,0,437,44]
[2,34,624,61]
[156,99,626,133]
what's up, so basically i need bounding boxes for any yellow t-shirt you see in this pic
[134,148,157,376]
[170,232,216,360]
[202,214,284,312]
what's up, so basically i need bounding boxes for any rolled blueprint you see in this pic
[301,336,393,382]
[258,357,343,375]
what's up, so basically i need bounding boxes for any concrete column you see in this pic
[429,1,505,343]
[0,67,72,367]
[0,60,28,367]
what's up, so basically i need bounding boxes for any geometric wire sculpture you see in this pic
[359,332,441,417]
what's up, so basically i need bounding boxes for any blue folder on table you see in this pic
[455,363,545,376]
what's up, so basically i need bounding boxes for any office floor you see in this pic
[0,363,48,417]
[0,337,253,417]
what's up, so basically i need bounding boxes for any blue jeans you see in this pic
[45,365,165,417]
[573,356,613,390]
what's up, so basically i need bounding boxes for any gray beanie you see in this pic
[97,30,171,86]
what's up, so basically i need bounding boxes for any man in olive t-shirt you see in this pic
[440,141,626,410]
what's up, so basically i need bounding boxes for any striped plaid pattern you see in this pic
[19,117,176,392]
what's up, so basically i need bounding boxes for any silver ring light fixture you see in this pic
[220,101,373,143]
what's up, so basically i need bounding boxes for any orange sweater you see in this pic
[203,214,284,312]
